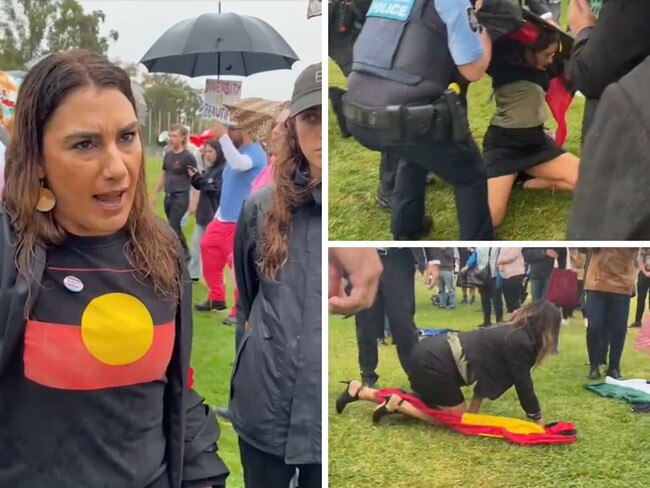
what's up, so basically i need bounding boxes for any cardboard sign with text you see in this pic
[203,79,243,124]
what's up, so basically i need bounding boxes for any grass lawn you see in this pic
[146,157,243,486]
[328,0,584,240]
[328,283,650,488]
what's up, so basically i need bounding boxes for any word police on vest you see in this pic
[367,0,415,22]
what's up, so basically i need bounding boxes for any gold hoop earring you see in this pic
[35,183,56,212]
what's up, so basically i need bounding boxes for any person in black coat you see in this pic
[187,140,225,285]
[337,300,561,428]
[229,63,322,488]
[567,0,650,139]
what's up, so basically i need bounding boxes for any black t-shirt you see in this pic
[0,232,177,488]
[162,149,197,193]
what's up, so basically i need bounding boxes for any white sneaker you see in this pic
[561,319,568,326]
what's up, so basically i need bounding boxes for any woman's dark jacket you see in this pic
[230,170,322,465]
[0,205,228,488]
[459,324,541,417]
[190,164,224,227]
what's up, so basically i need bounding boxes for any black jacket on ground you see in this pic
[568,56,650,239]
[0,205,228,488]
[231,171,322,465]
[190,163,224,227]
[522,248,555,279]
[567,0,650,138]
[459,324,541,417]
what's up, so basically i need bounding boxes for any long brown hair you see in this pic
[259,116,320,279]
[505,300,561,363]
[3,49,181,306]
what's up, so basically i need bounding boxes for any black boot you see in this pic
[606,368,622,380]
[194,300,226,312]
[587,366,601,380]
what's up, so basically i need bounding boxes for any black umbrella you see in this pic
[140,12,299,77]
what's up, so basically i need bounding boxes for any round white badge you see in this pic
[63,275,84,293]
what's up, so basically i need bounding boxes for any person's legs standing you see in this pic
[384,249,420,376]
[586,291,608,375]
[239,438,295,488]
[188,223,206,280]
[167,192,190,257]
[355,289,384,386]
[633,273,649,325]
[605,292,631,375]
[297,463,322,488]
[502,275,524,312]
[491,278,504,322]
[200,220,234,306]
[479,281,492,326]
[440,270,456,308]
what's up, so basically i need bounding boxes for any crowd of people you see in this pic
[0,48,322,488]
[329,0,650,239]
[330,247,647,428]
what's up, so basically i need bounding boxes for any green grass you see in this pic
[328,50,585,240]
[328,284,650,488]
[146,158,243,486]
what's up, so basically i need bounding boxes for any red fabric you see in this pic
[200,220,237,301]
[546,77,573,147]
[507,22,540,45]
[374,388,577,445]
[547,268,579,308]
[189,130,213,148]
[188,366,194,389]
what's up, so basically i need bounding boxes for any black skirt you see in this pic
[407,335,466,408]
[483,125,565,178]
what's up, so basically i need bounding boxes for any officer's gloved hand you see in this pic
[476,0,524,42]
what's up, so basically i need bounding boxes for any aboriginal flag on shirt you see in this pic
[23,231,176,391]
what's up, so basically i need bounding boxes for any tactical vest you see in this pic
[352,0,455,89]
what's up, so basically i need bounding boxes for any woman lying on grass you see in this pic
[484,22,580,227]
[336,300,561,427]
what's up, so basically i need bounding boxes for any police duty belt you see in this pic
[341,92,469,143]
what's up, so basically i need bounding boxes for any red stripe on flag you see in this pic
[24,320,175,390]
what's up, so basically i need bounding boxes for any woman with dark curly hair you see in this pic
[228,63,322,488]
[484,22,579,227]
[0,49,227,488]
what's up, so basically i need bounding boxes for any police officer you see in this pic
[355,248,439,386]
[342,0,494,240]
[329,0,403,208]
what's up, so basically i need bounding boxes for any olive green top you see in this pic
[490,80,551,129]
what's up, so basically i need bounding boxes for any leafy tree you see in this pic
[0,0,118,70]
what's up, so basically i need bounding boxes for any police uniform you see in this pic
[354,248,440,385]
[343,0,494,240]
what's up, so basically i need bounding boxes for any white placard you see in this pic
[202,79,243,124]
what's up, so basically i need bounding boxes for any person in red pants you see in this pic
[195,117,267,312]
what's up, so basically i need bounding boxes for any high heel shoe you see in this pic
[372,395,405,424]
[336,380,361,414]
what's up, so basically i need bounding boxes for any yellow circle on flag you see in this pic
[81,293,154,365]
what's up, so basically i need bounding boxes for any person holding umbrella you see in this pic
[229,63,322,488]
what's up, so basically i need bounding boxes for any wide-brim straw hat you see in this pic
[224,97,286,143]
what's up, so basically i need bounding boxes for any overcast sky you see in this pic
[78,0,322,101]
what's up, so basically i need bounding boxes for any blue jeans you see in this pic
[530,277,551,301]
[439,270,457,308]
[188,223,206,280]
